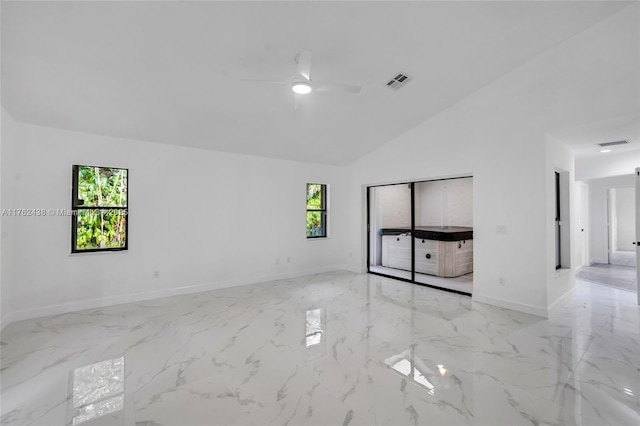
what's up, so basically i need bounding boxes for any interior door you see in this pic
[576,182,588,267]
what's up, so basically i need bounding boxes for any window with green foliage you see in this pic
[72,165,128,253]
[306,183,327,238]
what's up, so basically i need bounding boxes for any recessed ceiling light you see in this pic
[292,81,312,95]
[600,149,612,153]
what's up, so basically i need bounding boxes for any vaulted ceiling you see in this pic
[1,1,635,165]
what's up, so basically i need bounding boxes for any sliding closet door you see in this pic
[413,178,474,292]
[413,180,441,285]
[368,177,474,295]
[368,184,413,281]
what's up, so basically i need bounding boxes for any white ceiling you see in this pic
[549,115,640,159]
[1,1,634,165]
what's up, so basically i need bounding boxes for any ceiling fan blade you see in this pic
[296,49,312,81]
[314,81,361,94]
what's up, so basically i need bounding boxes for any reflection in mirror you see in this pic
[368,184,413,280]
[70,357,125,425]
[305,308,323,347]
[413,178,474,294]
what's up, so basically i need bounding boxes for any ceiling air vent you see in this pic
[385,73,412,90]
[598,140,628,147]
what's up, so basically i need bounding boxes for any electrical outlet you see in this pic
[499,277,506,286]
[153,270,160,279]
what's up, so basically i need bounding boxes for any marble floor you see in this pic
[1,271,639,425]
[576,263,637,293]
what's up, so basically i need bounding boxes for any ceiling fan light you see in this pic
[292,81,312,94]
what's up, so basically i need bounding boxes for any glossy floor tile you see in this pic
[1,271,639,425]
[576,263,637,292]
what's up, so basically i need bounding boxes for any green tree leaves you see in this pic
[75,166,127,250]
[306,184,326,237]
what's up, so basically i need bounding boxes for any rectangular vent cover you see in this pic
[386,73,412,89]
[598,140,628,147]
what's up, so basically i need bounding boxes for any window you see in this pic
[72,165,128,253]
[306,183,327,238]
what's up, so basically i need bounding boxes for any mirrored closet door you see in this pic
[367,177,474,295]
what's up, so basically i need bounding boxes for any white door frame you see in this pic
[635,168,639,305]
[607,184,635,266]
[607,187,615,264]
[577,182,589,267]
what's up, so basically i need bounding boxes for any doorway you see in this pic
[576,176,637,294]
[608,187,636,267]
[367,177,474,295]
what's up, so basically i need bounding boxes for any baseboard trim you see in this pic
[1,312,14,332]
[1,265,347,329]
[341,264,367,274]
[547,285,575,315]
[589,258,608,265]
[472,294,548,318]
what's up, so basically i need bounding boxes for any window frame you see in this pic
[71,164,129,253]
[306,183,328,239]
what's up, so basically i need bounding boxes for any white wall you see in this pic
[586,174,635,264]
[415,178,473,228]
[614,187,635,251]
[576,150,640,181]
[345,4,637,317]
[610,189,619,252]
[546,137,575,309]
[373,184,412,228]
[347,95,549,316]
[370,179,473,232]
[1,122,349,324]
[369,184,411,266]
[1,109,18,328]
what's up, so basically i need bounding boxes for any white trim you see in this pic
[343,264,367,274]
[636,167,639,307]
[0,313,14,332]
[1,266,345,329]
[589,257,608,265]
[547,285,575,315]
[472,294,548,318]
[363,172,474,189]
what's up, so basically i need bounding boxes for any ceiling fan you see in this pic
[242,49,361,109]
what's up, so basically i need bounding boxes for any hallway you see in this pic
[577,263,637,293]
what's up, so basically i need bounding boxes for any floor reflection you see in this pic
[69,357,125,425]
[305,309,323,347]
[383,347,452,396]
[305,308,326,361]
